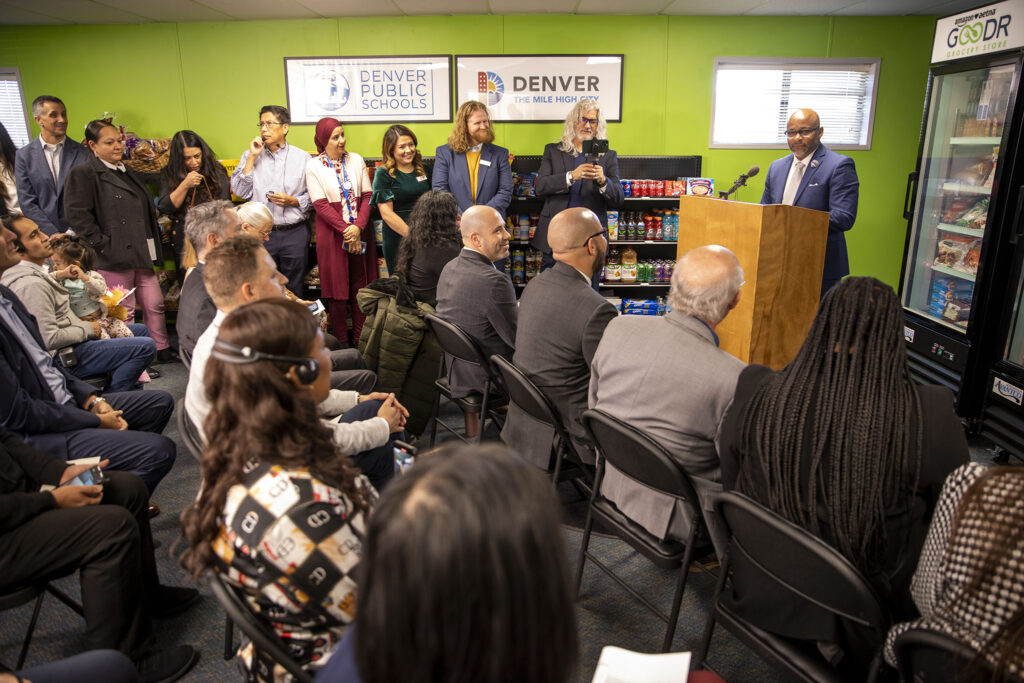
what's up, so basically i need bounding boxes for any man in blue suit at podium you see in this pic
[761,108,859,298]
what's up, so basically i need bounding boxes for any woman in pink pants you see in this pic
[64,119,173,361]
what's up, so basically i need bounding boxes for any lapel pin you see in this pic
[810,159,820,168]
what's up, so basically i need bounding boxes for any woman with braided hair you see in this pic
[717,276,968,668]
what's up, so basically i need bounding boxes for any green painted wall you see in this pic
[0,14,935,286]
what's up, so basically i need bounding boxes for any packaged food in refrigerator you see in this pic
[935,236,982,273]
[942,298,971,325]
[955,198,989,230]
[941,198,974,223]
[953,156,995,186]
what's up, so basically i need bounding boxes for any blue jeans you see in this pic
[339,399,405,493]
[67,323,156,392]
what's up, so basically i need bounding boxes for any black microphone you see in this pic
[719,166,760,199]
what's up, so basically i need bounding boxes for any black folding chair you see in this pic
[575,408,708,652]
[208,571,314,683]
[0,582,83,670]
[424,314,506,446]
[893,627,1020,683]
[489,355,587,485]
[175,399,203,462]
[695,491,888,682]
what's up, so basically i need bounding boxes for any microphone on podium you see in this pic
[719,166,760,200]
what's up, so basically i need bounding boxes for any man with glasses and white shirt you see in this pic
[531,98,623,289]
[761,108,859,299]
[230,105,311,294]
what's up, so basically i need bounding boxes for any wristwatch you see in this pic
[85,396,107,412]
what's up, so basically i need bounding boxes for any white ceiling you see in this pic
[0,0,984,23]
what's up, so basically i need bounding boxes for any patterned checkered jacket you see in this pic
[213,455,376,679]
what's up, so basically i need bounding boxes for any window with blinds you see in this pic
[0,68,31,148]
[710,58,880,150]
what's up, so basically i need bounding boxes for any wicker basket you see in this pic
[124,152,169,174]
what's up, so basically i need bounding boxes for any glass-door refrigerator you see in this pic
[900,4,1024,426]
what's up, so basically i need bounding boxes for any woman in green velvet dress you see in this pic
[371,125,430,275]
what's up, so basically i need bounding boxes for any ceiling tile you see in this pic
[391,0,491,15]
[742,0,852,15]
[832,0,976,14]
[2,0,149,23]
[919,0,988,16]
[296,0,404,16]
[660,0,763,15]
[195,0,321,20]
[575,0,670,13]
[0,2,71,23]
[98,0,235,22]
[489,0,576,12]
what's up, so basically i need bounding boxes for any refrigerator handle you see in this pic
[902,171,918,220]
[1012,187,1024,246]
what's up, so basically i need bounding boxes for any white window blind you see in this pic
[0,68,31,148]
[710,58,880,150]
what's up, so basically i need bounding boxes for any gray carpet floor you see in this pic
[0,359,1000,682]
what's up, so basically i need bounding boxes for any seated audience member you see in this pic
[181,299,381,681]
[183,240,403,491]
[0,427,198,682]
[435,205,515,437]
[8,650,137,683]
[1,214,155,392]
[718,276,969,666]
[237,200,380,392]
[394,189,462,307]
[313,444,578,683]
[175,200,241,360]
[589,245,744,548]
[884,463,1024,677]
[502,207,616,469]
[0,220,175,493]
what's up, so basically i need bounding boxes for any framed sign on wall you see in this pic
[284,55,452,124]
[454,54,623,122]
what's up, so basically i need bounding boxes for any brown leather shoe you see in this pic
[148,504,160,518]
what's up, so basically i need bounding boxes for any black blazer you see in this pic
[64,155,163,271]
[0,285,100,446]
[531,142,624,253]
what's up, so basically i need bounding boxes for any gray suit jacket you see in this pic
[589,311,744,545]
[501,262,617,469]
[15,136,89,236]
[435,249,517,398]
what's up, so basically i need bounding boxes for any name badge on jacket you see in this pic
[480,159,492,167]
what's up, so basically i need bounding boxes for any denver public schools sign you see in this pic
[933,0,1024,63]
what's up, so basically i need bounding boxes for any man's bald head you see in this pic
[459,205,510,262]
[786,108,824,159]
[549,208,602,253]
[668,245,743,326]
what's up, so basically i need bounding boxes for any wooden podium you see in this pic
[676,195,828,370]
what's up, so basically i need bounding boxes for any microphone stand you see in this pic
[719,173,750,200]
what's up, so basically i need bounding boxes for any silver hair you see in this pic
[558,98,607,153]
[184,200,236,256]
[667,248,744,325]
[235,201,273,230]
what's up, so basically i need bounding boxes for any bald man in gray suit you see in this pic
[589,245,745,551]
[435,205,516,438]
[502,208,617,470]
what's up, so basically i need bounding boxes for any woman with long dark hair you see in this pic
[65,119,173,359]
[0,121,20,218]
[181,298,375,680]
[305,117,375,343]
[157,130,231,280]
[395,189,461,307]
[312,445,579,683]
[370,124,429,275]
[717,276,969,665]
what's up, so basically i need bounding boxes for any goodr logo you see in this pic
[477,71,504,105]
[933,1,1024,61]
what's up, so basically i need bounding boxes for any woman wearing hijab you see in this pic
[305,117,376,343]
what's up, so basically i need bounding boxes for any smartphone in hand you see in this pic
[61,465,105,487]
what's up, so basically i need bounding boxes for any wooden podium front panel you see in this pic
[675,196,827,369]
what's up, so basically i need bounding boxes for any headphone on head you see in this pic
[210,339,319,385]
